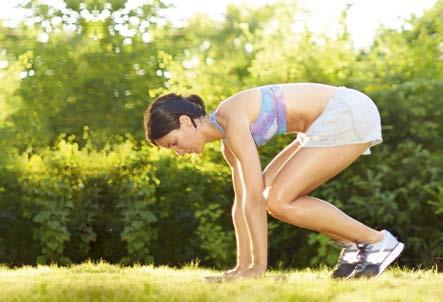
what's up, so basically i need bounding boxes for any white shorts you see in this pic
[297,86,383,155]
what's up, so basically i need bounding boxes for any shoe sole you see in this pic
[376,242,404,277]
[344,269,357,280]
[331,264,358,280]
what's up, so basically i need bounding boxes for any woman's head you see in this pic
[144,92,207,156]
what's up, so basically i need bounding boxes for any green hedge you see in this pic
[0,139,441,269]
[0,136,236,268]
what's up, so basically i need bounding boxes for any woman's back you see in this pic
[210,83,339,146]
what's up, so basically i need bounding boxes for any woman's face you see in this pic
[155,115,203,156]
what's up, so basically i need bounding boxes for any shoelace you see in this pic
[355,242,370,271]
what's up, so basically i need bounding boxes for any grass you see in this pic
[0,261,441,302]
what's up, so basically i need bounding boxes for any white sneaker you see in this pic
[351,229,404,278]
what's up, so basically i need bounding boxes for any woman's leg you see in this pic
[262,139,375,243]
[264,142,383,244]
[322,231,355,243]
[268,196,382,243]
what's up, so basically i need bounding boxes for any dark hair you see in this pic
[143,93,206,146]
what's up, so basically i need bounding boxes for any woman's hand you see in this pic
[222,265,248,278]
[204,264,266,283]
[223,264,267,280]
[204,266,246,283]
[236,264,267,279]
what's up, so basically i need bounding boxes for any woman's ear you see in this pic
[178,114,187,125]
[182,115,197,128]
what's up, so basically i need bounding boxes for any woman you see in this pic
[143,82,404,280]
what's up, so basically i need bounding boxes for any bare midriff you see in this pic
[278,83,339,133]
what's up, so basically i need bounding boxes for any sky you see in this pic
[0,0,438,49]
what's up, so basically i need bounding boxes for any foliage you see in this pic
[0,0,442,269]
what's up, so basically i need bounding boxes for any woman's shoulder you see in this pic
[215,87,262,128]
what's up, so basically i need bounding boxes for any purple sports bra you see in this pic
[209,84,287,146]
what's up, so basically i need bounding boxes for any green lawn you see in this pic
[0,261,441,302]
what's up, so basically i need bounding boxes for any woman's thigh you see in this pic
[265,142,372,207]
[262,138,303,187]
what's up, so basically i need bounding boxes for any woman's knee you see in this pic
[265,202,279,218]
[265,191,307,221]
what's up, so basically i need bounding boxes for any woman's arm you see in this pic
[223,115,268,269]
[221,139,252,269]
